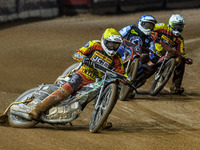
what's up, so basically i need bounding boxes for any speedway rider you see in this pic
[29,28,130,125]
[118,14,159,88]
[152,14,193,94]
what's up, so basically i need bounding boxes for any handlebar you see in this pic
[159,41,185,59]
[123,39,156,57]
[123,40,143,59]
[93,62,136,89]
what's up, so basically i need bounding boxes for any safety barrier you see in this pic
[165,0,200,9]
[60,0,200,14]
[0,0,59,22]
[1,0,200,22]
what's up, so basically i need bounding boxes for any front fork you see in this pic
[155,52,168,80]
[94,73,115,109]
[94,74,107,109]
[126,59,131,73]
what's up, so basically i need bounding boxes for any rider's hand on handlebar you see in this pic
[82,57,93,67]
[185,58,193,65]
[150,53,160,64]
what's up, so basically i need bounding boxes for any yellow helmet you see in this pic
[101,28,123,57]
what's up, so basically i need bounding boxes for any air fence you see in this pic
[0,0,58,22]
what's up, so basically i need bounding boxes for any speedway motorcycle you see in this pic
[119,40,150,101]
[54,40,144,102]
[0,62,135,133]
[149,40,188,96]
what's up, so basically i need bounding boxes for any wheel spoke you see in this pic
[89,83,117,132]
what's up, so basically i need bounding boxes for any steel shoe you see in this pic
[170,86,184,94]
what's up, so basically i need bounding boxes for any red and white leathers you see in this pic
[46,40,126,103]
[63,40,126,94]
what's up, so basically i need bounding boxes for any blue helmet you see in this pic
[138,15,157,35]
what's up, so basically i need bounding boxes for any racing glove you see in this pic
[82,57,93,67]
[185,58,193,65]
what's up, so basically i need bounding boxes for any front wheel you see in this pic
[150,58,176,96]
[119,58,139,101]
[89,83,117,133]
[8,88,38,128]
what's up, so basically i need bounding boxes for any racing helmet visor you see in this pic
[172,23,184,32]
[104,40,121,51]
[141,22,155,31]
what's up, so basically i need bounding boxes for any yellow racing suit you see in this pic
[152,23,189,89]
[153,23,188,59]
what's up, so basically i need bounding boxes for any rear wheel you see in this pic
[54,62,80,84]
[119,58,139,101]
[150,58,176,96]
[89,83,117,133]
[8,88,38,128]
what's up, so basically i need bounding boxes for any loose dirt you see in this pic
[0,8,200,150]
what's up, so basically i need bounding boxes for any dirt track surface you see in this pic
[0,9,200,150]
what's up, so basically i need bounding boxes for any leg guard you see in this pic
[172,61,185,87]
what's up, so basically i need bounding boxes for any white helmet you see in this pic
[169,14,185,36]
[138,15,157,35]
[101,28,123,57]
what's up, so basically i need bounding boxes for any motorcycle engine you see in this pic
[46,102,82,120]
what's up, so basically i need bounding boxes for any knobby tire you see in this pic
[119,58,139,101]
[89,83,117,133]
[150,58,176,96]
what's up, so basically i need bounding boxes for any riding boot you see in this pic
[29,87,70,119]
[170,85,184,94]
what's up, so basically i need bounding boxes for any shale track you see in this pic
[0,8,200,150]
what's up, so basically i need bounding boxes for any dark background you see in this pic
[1,0,200,22]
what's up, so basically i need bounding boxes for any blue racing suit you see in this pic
[118,24,159,87]
[118,24,156,60]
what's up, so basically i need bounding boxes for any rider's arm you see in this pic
[119,25,134,37]
[176,36,188,59]
[113,54,125,75]
[152,24,170,57]
[113,54,131,82]
[72,40,101,62]
[148,41,161,64]
[72,51,85,62]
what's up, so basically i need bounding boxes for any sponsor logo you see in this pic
[131,29,138,35]
[82,69,96,79]
[74,52,84,59]
[161,35,175,46]
[91,51,112,68]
